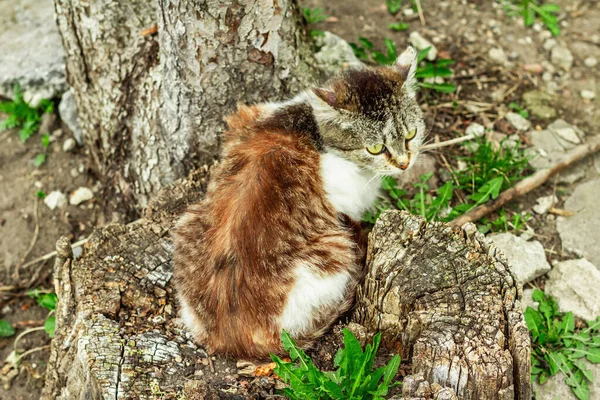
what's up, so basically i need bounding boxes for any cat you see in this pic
[173,46,426,358]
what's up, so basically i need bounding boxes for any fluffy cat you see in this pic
[173,46,426,358]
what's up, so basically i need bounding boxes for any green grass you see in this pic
[302,7,328,39]
[0,83,54,142]
[501,0,561,36]
[271,329,401,399]
[363,135,531,232]
[527,290,600,400]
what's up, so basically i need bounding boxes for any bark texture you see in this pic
[354,211,531,400]
[54,0,317,209]
[43,173,531,399]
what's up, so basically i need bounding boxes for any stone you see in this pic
[0,0,67,105]
[551,45,574,71]
[58,89,84,145]
[557,179,600,267]
[44,191,67,210]
[409,32,437,61]
[62,138,76,152]
[543,38,557,50]
[505,112,531,131]
[69,187,94,206]
[581,90,596,100]
[522,90,557,119]
[584,56,598,68]
[488,47,509,66]
[533,195,557,214]
[521,288,538,312]
[487,233,551,284]
[466,122,485,138]
[545,259,600,321]
[548,119,583,146]
[534,362,600,400]
[528,120,585,173]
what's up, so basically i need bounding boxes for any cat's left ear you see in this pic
[393,46,418,97]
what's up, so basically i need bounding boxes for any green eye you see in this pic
[366,144,386,155]
[406,129,417,140]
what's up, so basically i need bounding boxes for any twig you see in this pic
[14,326,46,352]
[141,24,158,36]
[413,0,425,25]
[15,345,50,363]
[450,135,600,227]
[19,237,88,270]
[14,199,40,280]
[421,134,475,151]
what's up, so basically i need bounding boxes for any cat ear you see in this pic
[312,88,338,108]
[311,82,352,111]
[393,46,418,96]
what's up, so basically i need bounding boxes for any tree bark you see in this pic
[353,211,531,400]
[54,0,317,210]
[42,172,532,399]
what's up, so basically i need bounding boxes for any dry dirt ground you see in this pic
[0,0,599,399]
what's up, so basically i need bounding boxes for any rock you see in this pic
[409,32,437,61]
[44,191,67,210]
[466,122,485,137]
[487,233,551,284]
[533,195,557,214]
[521,288,538,312]
[557,179,600,267]
[58,89,84,145]
[505,112,531,131]
[523,90,557,119]
[62,138,76,152]
[548,119,584,145]
[69,187,94,206]
[0,0,67,105]
[534,361,600,400]
[551,45,574,71]
[397,154,437,188]
[488,47,509,66]
[584,56,598,68]
[545,259,600,321]
[581,90,596,100]
[543,38,557,50]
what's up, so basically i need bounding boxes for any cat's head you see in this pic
[308,46,426,175]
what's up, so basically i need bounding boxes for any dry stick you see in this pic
[450,135,600,228]
[414,0,426,25]
[19,237,88,270]
[421,134,475,151]
[14,199,40,281]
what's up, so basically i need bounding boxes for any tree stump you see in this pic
[353,211,531,400]
[42,170,531,399]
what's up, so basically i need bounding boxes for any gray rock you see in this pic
[466,122,485,138]
[521,288,538,311]
[409,32,437,61]
[534,361,600,400]
[528,120,586,176]
[533,195,557,214]
[523,90,557,119]
[0,0,67,105]
[488,47,509,66]
[505,112,531,131]
[69,187,94,206]
[487,233,551,284]
[584,57,598,68]
[314,32,363,76]
[548,119,584,146]
[58,89,84,145]
[551,45,574,71]
[546,259,600,321]
[44,191,67,210]
[62,138,76,152]
[581,90,596,100]
[557,179,600,267]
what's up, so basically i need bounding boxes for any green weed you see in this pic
[386,0,403,15]
[478,208,531,234]
[509,102,530,119]
[303,7,328,39]
[0,83,54,142]
[271,329,401,399]
[501,0,561,36]
[527,289,600,400]
[27,289,57,338]
[0,320,15,337]
[388,22,409,32]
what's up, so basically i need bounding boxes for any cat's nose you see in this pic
[399,162,409,170]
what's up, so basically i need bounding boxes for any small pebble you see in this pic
[584,57,598,68]
[466,122,485,138]
[70,187,94,205]
[44,191,67,210]
[63,138,76,152]
[581,90,596,100]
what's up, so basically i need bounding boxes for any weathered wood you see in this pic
[54,0,317,209]
[354,211,531,400]
[43,172,531,399]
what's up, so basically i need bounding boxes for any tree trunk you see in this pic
[54,0,317,210]
[353,211,531,400]
[42,171,532,399]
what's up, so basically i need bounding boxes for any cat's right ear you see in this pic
[312,88,338,108]
[312,82,352,111]
[393,46,418,97]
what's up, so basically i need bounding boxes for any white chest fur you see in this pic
[319,152,381,221]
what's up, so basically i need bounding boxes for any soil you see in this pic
[0,0,599,398]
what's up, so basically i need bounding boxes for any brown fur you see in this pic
[173,104,363,358]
